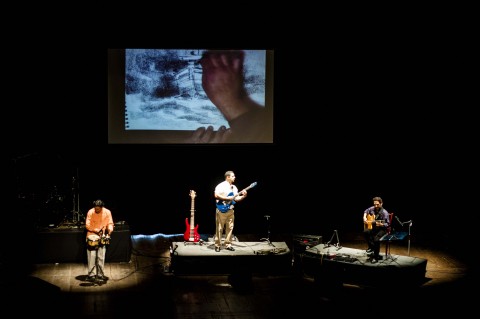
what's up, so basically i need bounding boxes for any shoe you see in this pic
[225,246,235,251]
[86,276,95,282]
[215,246,220,252]
[370,258,378,264]
[97,275,108,281]
[366,248,373,253]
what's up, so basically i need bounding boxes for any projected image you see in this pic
[125,49,266,131]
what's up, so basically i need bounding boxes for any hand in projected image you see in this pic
[200,50,259,122]
[199,50,272,143]
[187,125,232,144]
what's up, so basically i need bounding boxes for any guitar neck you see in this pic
[190,197,195,229]
[217,182,256,213]
[234,184,254,198]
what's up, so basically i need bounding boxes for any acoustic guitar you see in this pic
[364,213,387,230]
[184,190,200,242]
[364,213,375,230]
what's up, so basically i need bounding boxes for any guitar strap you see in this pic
[375,207,383,220]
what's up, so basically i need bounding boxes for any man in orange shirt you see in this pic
[85,199,114,282]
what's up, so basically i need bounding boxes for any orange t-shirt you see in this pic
[85,207,114,238]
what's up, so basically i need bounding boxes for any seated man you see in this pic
[362,196,390,263]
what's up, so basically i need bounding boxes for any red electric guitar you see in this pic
[184,190,200,242]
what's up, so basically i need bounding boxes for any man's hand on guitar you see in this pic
[234,190,247,202]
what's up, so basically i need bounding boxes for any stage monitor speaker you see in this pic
[293,234,322,254]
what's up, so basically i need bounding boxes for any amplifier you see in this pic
[293,234,322,253]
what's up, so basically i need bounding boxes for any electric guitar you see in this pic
[216,182,257,213]
[184,190,200,242]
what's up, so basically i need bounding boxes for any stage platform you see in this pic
[298,243,428,287]
[33,224,132,263]
[170,240,292,275]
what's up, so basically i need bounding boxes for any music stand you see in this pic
[380,232,403,261]
[380,230,410,261]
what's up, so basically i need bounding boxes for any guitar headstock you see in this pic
[249,182,258,189]
[189,190,196,198]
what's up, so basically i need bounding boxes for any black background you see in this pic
[4,19,475,257]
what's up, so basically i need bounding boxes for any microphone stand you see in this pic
[405,220,412,256]
[395,216,413,256]
[260,215,275,247]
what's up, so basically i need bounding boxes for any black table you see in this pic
[34,225,131,263]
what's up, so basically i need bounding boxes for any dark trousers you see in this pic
[363,229,373,250]
[372,228,387,259]
[366,227,387,259]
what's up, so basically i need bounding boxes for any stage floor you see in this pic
[299,243,428,287]
[170,240,291,275]
[172,240,289,256]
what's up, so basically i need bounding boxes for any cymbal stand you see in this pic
[71,168,85,225]
[260,215,275,247]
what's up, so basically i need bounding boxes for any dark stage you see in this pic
[1,231,475,318]
[3,27,477,317]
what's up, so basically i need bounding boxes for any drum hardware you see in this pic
[69,169,85,225]
[100,235,111,246]
[86,233,111,250]
[87,230,111,284]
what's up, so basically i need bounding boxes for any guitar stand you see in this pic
[325,230,342,250]
[184,239,204,246]
[260,215,275,247]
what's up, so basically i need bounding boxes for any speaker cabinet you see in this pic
[292,234,322,254]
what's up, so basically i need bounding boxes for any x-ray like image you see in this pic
[125,49,267,131]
